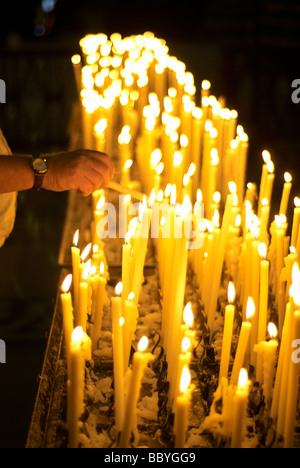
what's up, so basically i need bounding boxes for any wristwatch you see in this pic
[31,155,48,190]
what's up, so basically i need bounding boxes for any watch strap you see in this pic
[31,154,47,191]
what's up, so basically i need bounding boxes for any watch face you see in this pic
[33,158,47,173]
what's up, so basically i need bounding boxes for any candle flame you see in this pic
[238,368,248,388]
[235,214,242,228]
[124,159,133,169]
[138,336,149,352]
[100,261,105,276]
[197,189,203,203]
[294,197,300,208]
[72,326,84,344]
[267,160,274,174]
[183,302,194,327]
[149,189,156,206]
[156,161,164,175]
[268,322,278,339]
[128,292,135,301]
[262,150,271,163]
[81,243,92,262]
[115,282,123,295]
[96,195,105,211]
[82,261,91,280]
[170,184,177,205]
[180,365,191,393]
[284,172,292,183]
[213,191,221,203]
[151,148,162,166]
[261,198,269,207]
[73,229,79,247]
[246,297,255,320]
[119,317,125,327]
[228,282,235,303]
[90,265,97,276]
[181,336,191,353]
[212,209,219,228]
[275,215,283,229]
[228,181,237,194]
[258,242,267,259]
[201,79,211,91]
[292,262,300,285]
[61,274,72,293]
[71,54,81,65]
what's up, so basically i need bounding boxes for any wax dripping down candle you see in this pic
[61,274,74,373]
[174,366,194,448]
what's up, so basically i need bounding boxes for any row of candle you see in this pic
[69,31,300,447]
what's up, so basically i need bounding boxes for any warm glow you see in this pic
[81,243,92,262]
[100,261,105,276]
[213,191,221,203]
[183,302,194,327]
[187,163,196,177]
[124,159,133,170]
[284,172,292,183]
[115,282,123,295]
[73,229,79,247]
[229,181,237,194]
[261,198,268,207]
[72,326,84,344]
[138,336,149,352]
[235,214,242,228]
[210,148,219,165]
[267,160,274,174]
[197,189,203,203]
[94,118,107,135]
[82,261,91,281]
[238,368,248,389]
[170,185,177,205]
[275,215,283,229]
[90,265,97,276]
[180,365,191,393]
[151,148,162,166]
[128,292,135,301]
[181,337,191,353]
[258,242,267,259]
[119,317,125,327]
[149,189,156,206]
[96,195,105,211]
[292,262,300,286]
[173,151,183,167]
[71,54,81,65]
[212,209,219,228]
[202,79,211,91]
[156,162,164,175]
[295,197,300,208]
[268,322,278,339]
[262,150,271,163]
[228,282,236,303]
[61,274,72,293]
[246,297,255,320]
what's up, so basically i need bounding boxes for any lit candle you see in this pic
[264,159,275,206]
[68,326,91,448]
[230,297,255,386]
[93,195,106,247]
[71,229,80,317]
[123,292,138,371]
[207,187,235,331]
[291,197,300,248]
[174,366,194,448]
[91,261,107,352]
[119,336,154,448]
[254,323,278,403]
[231,368,250,448]
[258,150,271,215]
[78,262,90,332]
[60,274,74,373]
[219,282,235,381]
[111,282,125,434]
[284,310,300,447]
[279,172,292,217]
[256,243,269,384]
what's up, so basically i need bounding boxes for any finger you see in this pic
[88,151,115,178]
[84,157,113,187]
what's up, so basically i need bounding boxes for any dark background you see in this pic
[0,0,300,447]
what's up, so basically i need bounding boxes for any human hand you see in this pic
[42,149,115,196]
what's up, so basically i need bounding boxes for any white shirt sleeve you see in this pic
[0,129,17,248]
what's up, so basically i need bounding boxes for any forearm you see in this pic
[0,154,34,193]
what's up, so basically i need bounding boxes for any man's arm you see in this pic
[0,149,115,195]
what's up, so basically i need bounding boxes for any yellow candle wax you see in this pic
[123,293,138,371]
[121,236,132,309]
[93,195,105,247]
[174,366,194,448]
[71,229,80,318]
[256,243,269,384]
[111,282,125,433]
[284,310,300,447]
[230,297,255,386]
[264,160,275,206]
[219,282,235,381]
[231,368,250,448]
[68,326,91,448]
[254,323,278,402]
[207,190,235,331]
[119,337,154,448]
[291,197,300,248]
[77,263,90,332]
[258,150,271,215]
[279,172,292,217]
[61,273,74,374]
[91,262,107,352]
